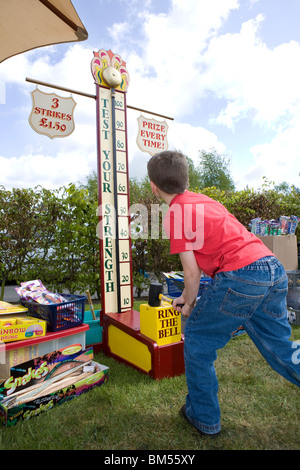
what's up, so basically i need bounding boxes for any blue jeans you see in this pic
[184,256,300,435]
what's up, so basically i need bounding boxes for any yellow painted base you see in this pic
[139,303,181,346]
[107,324,152,373]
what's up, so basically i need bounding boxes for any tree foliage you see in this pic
[48,184,100,297]
[199,178,300,231]
[129,176,300,293]
[0,186,64,299]
[0,160,299,301]
[0,184,100,300]
[196,148,235,191]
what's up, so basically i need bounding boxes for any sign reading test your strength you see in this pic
[91,49,132,315]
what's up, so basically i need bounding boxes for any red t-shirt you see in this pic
[163,190,274,278]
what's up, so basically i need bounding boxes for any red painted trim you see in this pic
[102,312,185,379]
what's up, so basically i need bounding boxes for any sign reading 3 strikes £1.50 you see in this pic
[91,49,132,315]
[29,88,76,139]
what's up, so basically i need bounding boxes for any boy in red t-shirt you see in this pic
[147,150,300,437]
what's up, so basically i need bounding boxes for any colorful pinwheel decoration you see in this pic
[91,49,130,92]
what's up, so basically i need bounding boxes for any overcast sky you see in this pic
[1,0,300,191]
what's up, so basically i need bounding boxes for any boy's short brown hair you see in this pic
[147,150,189,194]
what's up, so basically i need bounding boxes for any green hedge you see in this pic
[0,179,299,300]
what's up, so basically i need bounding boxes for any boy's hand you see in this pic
[175,251,202,317]
[172,296,194,317]
[173,295,185,311]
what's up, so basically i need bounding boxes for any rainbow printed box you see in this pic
[0,316,46,343]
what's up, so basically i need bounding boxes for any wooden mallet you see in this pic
[148,283,184,308]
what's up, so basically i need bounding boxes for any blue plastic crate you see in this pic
[165,277,213,298]
[22,294,86,332]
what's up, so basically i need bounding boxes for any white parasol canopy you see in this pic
[0,0,88,63]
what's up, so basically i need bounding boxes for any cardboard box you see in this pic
[0,345,109,427]
[257,235,298,271]
[0,302,28,315]
[0,315,46,343]
[0,302,46,343]
[0,325,88,381]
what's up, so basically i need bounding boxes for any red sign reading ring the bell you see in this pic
[136,115,168,156]
[29,88,76,139]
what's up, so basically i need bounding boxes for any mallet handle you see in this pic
[86,290,96,320]
[160,294,184,308]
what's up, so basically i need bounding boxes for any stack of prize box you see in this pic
[0,280,109,425]
[250,216,299,271]
[0,301,46,344]
[0,280,88,381]
[0,345,109,426]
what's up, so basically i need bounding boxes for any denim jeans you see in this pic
[184,256,300,435]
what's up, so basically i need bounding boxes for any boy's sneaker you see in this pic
[179,405,220,438]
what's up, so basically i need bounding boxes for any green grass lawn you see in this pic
[0,300,299,451]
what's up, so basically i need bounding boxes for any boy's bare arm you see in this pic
[172,251,202,317]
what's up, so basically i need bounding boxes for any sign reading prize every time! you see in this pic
[136,115,168,156]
